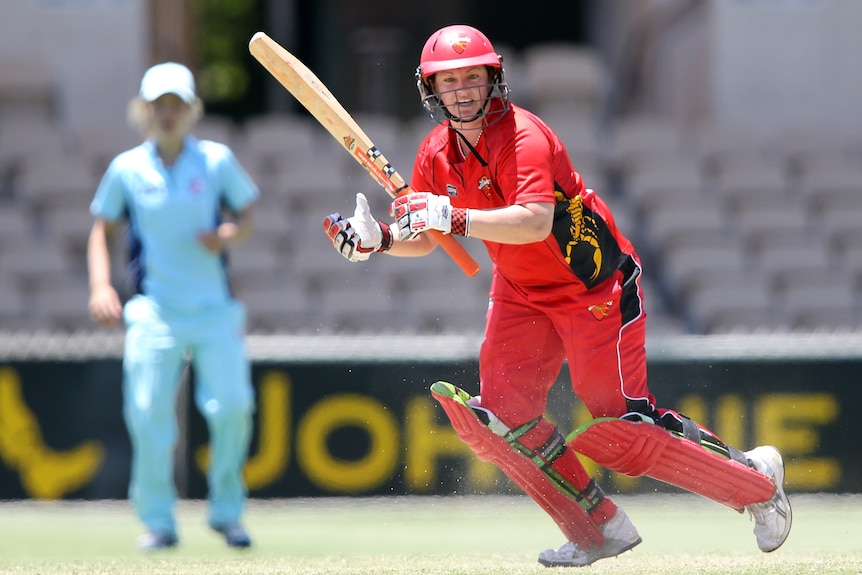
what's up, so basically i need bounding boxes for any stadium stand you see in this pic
[1,37,860,336]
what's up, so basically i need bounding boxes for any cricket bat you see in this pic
[248,31,480,277]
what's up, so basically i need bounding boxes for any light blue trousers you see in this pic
[122,295,254,535]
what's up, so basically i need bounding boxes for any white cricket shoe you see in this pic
[744,445,792,552]
[538,508,641,567]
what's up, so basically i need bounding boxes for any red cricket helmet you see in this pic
[418,24,502,78]
[415,25,510,125]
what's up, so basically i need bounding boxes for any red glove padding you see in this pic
[391,192,457,241]
[323,193,393,262]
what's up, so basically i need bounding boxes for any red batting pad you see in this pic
[431,382,604,548]
[568,418,775,509]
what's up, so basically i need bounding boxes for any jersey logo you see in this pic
[446,183,458,197]
[190,178,204,195]
[561,193,602,282]
[477,175,492,199]
[588,300,614,321]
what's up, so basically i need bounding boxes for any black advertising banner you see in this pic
[0,356,859,499]
[0,360,130,500]
[185,360,482,499]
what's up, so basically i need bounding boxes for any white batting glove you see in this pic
[323,193,393,262]
[391,192,453,241]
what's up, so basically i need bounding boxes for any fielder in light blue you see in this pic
[88,62,258,550]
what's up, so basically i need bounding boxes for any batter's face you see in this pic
[148,93,194,141]
[432,66,491,126]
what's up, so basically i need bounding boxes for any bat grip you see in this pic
[395,185,479,277]
[431,231,480,277]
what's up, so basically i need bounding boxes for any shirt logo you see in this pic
[189,178,204,195]
[446,184,458,197]
[478,175,492,199]
[588,300,614,321]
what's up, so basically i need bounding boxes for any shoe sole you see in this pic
[538,537,642,567]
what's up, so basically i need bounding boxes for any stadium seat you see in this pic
[799,165,862,214]
[227,242,287,277]
[523,43,607,121]
[194,116,238,148]
[238,114,318,177]
[0,279,31,330]
[693,121,777,178]
[0,239,75,290]
[660,243,749,301]
[42,204,95,259]
[16,151,98,214]
[0,115,72,176]
[642,204,729,260]
[773,120,850,177]
[820,207,862,252]
[781,282,858,332]
[710,158,789,214]
[73,123,142,175]
[0,204,37,246]
[31,279,92,332]
[733,204,813,253]
[840,247,862,297]
[609,115,687,177]
[0,55,57,122]
[752,244,835,296]
[684,281,787,335]
[237,280,321,334]
[402,286,488,334]
[624,159,706,213]
[315,266,403,333]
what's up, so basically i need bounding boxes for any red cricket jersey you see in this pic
[411,103,635,292]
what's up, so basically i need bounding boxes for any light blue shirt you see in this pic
[91,136,259,310]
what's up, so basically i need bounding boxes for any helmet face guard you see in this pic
[416,68,510,126]
[416,25,511,126]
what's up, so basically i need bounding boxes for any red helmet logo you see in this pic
[451,35,471,54]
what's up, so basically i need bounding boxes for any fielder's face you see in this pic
[432,66,491,124]
[148,94,194,141]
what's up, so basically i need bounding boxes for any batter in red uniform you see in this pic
[323,24,791,567]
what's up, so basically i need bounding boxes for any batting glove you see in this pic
[392,192,469,241]
[323,193,393,262]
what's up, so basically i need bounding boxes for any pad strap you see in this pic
[506,418,602,511]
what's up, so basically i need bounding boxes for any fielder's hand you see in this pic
[391,192,455,241]
[323,193,393,262]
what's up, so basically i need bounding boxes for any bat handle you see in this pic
[394,185,479,277]
[431,231,481,277]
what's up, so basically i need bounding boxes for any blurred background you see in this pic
[1,0,861,504]
[2,0,862,337]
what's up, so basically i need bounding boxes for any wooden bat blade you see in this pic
[249,32,479,277]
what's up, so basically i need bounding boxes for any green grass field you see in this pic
[0,494,858,575]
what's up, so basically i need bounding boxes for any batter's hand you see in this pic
[323,193,393,262]
[89,284,123,326]
[391,192,452,241]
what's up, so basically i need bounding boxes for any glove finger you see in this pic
[326,221,351,248]
[355,193,372,219]
[323,213,344,235]
[408,197,428,211]
[396,219,415,242]
[390,195,408,217]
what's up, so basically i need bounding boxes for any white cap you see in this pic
[139,62,196,103]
